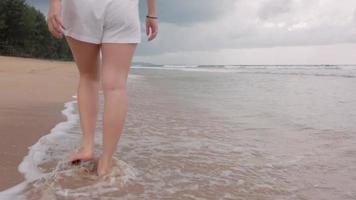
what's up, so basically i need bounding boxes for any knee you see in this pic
[80,72,100,83]
[102,79,127,95]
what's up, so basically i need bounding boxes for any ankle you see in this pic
[81,139,94,148]
[79,144,94,153]
[99,155,113,163]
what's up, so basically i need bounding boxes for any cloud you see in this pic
[137,0,356,56]
[258,0,293,20]
[27,0,236,25]
[139,0,236,25]
[26,0,356,64]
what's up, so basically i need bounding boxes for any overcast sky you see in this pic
[28,0,356,65]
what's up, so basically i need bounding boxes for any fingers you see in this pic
[146,20,158,41]
[55,15,66,30]
[148,25,158,41]
[146,20,150,36]
[51,16,64,37]
[48,14,64,39]
[48,23,61,39]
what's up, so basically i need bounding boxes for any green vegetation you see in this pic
[0,0,72,60]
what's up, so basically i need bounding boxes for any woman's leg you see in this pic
[65,36,101,161]
[98,43,137,176]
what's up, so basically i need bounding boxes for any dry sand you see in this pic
[0,56,78,190]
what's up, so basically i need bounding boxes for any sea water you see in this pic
[1,65,356,199]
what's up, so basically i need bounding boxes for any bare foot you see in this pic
[68,146,95,164]
[97,156,113,177]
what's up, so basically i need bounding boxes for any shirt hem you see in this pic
[63,31,101,44]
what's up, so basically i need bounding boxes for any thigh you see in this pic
[65,36,101,79]
[101,43,137,90]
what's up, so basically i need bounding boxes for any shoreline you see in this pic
[0,56,78,190]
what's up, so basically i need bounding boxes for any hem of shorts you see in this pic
[101,39,142,44]
[63,31,101,44]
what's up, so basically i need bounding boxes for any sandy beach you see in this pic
[0,60,356,199]
[0,56,78,190]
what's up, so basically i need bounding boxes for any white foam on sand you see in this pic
[0,99,78,199]
[0,94,138,199]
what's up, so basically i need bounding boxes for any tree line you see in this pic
[0,0,73,60]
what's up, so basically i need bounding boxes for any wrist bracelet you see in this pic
[146,15,158,19]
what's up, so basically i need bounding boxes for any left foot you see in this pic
[68,146,95,164]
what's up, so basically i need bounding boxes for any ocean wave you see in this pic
[133,64,356,70]
[131,64,356,78]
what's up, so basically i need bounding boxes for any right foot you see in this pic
[97,156,113,177]
[68,146,95,164]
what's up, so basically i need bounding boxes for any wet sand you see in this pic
[0,56,78,190]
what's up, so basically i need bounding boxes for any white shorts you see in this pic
[60,0,141,44]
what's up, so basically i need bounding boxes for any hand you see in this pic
[146,17,158,41]
[47,0,65,39]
